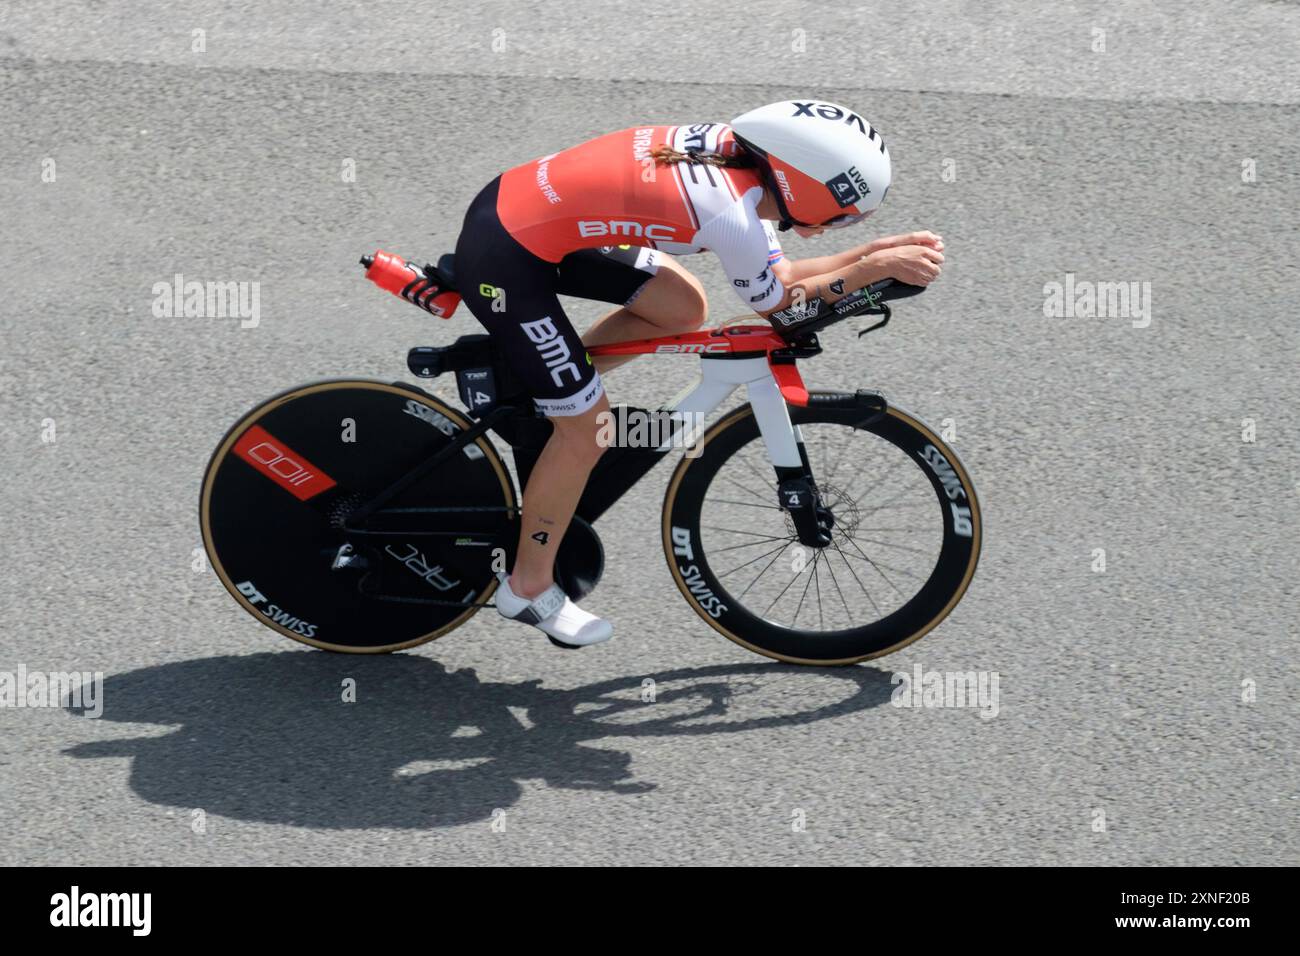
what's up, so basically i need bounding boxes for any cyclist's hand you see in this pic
[866,243,944,286]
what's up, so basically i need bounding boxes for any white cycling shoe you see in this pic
[494,574,613,649]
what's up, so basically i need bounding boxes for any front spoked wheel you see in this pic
[662,396,981,665]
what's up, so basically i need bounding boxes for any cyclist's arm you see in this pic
[705,206,891,317]
[760,255,891,316]
[779,232,943,284]
[776,244,877,284]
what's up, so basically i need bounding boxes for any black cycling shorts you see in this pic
[454,176,660,417]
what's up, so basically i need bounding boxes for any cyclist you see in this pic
[453,100,944,648]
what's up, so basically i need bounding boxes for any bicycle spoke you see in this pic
[854,459,933,512]
[717,540,791,581]
[818,423,859,487]
[849,455,911,509]
[701,525,792,543]
[819,432,840,486]
[761,561,804,618]
[813,550,825,630]
[860,500,935,513]
[724,474,777,507]
[822,550,854,623]
[735,449,778,496]
[846,543,927,583]
[850,535,933,556]
[829,540,883,617]
[711,498,783,511]
[792,554,818,626]
[840,535,913,594]
[837,547,924,584]
[734,542,793,601]
[708,536,796,556]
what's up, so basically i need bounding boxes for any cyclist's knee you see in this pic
[635,264,708,332]
[667,271,708,331]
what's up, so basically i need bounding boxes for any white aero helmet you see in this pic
[730,100,891,230]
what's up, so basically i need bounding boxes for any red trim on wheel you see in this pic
[232,425,337,501]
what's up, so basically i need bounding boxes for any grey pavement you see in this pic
[0,1,1296,865]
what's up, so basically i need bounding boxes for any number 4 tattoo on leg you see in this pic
[531,516,556,546]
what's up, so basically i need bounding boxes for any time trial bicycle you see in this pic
[199,250,981,665]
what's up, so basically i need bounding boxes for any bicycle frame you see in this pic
[371,256,906,537]
[332,320,849,609]
[511,322,867,530]
[360,317,883,537]
[589,324,807,467]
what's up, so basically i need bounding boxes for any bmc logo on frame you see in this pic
[578,220,677,242]
[654,342,729,353]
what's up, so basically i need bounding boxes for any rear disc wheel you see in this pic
[200,380,516,653]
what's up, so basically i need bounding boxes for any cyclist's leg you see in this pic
[455,183,612,627]
[556,246,708,373]
[509,390,609,596]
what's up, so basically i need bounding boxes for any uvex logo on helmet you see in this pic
[790,101,868,130]
[730,99,892,229]
[789,102,887,152]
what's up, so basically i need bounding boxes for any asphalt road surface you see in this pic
[1,1,1297,866]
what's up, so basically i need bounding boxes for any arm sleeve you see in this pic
[700,206,787,312]
[763,220,786,265]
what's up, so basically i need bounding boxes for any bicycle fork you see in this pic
[672,356,887,549]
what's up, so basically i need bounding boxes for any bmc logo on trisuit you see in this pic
[521,316,582,388]
[578,220,677,243]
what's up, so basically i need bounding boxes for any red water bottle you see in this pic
[360,250,461,318]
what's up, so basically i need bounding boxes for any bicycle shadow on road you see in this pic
[61,652,894,829]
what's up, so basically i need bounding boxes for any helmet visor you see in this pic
[821,208,876,229]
